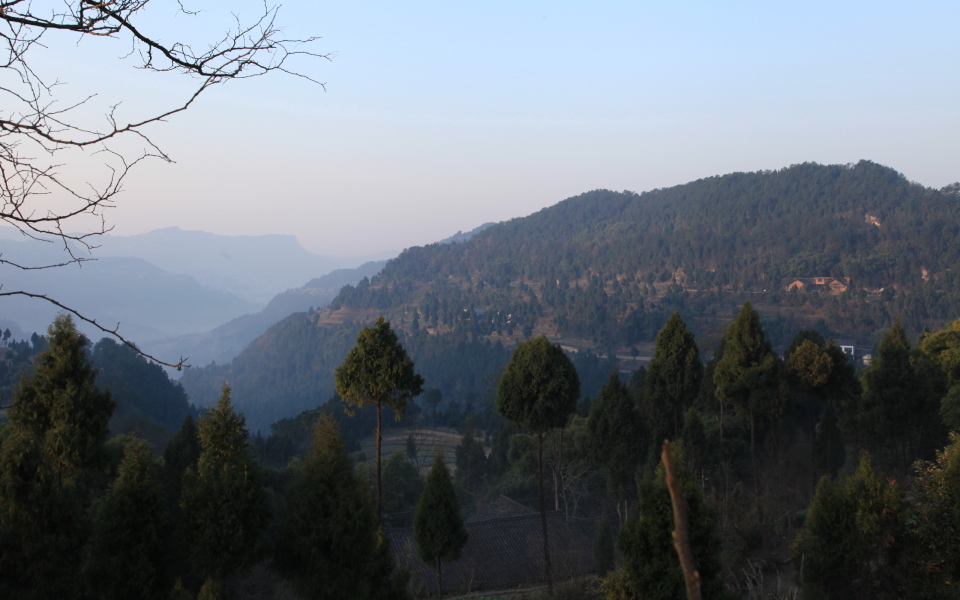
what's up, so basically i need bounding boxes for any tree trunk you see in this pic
[437,556,443,600]
[750,410,757,495]
[376,401,383,521]
[538,432,553,596]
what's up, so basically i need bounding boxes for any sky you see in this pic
[21,0,960,257]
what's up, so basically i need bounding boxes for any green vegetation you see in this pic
[497,336,580,595]
[414,454,468,600]
[336,316,425,518]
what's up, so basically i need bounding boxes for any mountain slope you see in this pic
[181,161,960,430]
[151,261,387,367]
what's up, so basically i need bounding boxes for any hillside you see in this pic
[182,161,960,430]
[326,161,960,346]
[149,260,387,367]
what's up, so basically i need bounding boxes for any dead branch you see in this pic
[662,440,702,600]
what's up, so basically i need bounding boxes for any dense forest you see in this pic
[3,303,960,599]
[327,161,960,347]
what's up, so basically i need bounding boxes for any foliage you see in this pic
[86,439,172,600]
[0,314,114,599]
[180,385,269,584]
[274,416,382,600]
[644,311,703,443]
[588,369,646,504]
[92,338,194,434]
[455,424,488,494]
[8,314,115,488]
[497,336,580,434]
[336,315,424,517]
[382,451,425,528]
[617,452,725,600]
[714,302,785,452]
[414,454,468,599]
[791,451,903,600]
[858,321,944,472]
[903,433,960,599]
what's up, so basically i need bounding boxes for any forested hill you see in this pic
[181,161,960,430]
[327,161,960,345]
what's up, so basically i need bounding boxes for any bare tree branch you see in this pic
[0,0,327,366]
[0,289,187,369]
[662,440,702,600]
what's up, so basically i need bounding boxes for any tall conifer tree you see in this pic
[86,439,172,600]
[0,314,112,600]
[644,311,702,444]
[181,384,269,597]
[497,336,579,595]
[414,454,467,600]
[336,316,424,519]
[275,415,382,600]
[714,302,784,478]
[588,368,645,524]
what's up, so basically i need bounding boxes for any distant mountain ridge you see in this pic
[150,261,387,367]
[92,226,393,305]
[181,160,960,431]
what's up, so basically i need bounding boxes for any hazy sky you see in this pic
[29,0,960,257]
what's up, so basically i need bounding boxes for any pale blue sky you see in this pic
[33,1,960,256]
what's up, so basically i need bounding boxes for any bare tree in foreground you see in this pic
[0,0,327,367]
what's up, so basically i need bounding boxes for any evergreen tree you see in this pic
[791,451,903,600]
[0,314,112,600]
[497,335,579,595]
[714,302,785,478]
[86,439,172,600]
[274,415,382,600]
[382,450,425,528]
[454,423,487,494]
[588,368,646,524]
[903,432,960,599]
[617,451,725,600]
[9,313,114,488]
[0,427,86,600]
[859,321,942,473]
[181,384,269,596]
[414,454,468,600]
[336,316,425,518]
[787,333,858,484]
[644,311,702,443]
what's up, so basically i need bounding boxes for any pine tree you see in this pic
[497,335,579,595]
[791,451,903,600]
[644,311,702,444]
[180,384,269,596]
[588,368,646,524]
[714,302,785,480]
[414,454,468,600]
[274,415,383,600]
[336,316,425,519]
[859,321,941,473]
[0,314,113,600]
[9,313,114,488]
[86,439,172,600]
